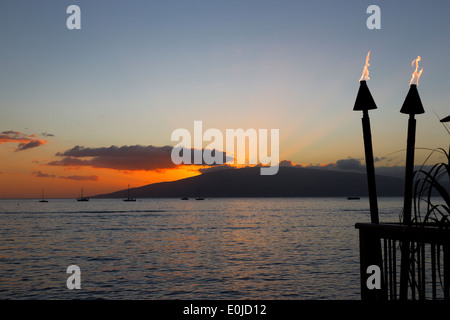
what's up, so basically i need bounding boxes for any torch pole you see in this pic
[399,114,416,300]
[362,110,379,224]
[354,79,386,299]
[402,114,416,225]
[398,80,424,300]
[360,109,385,299]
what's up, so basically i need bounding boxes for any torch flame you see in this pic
[359,51,371,81]
[409,56,423,86]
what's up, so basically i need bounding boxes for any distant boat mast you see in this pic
[77,188,89,201]
[123,184,136,202]
[39,189,48,203]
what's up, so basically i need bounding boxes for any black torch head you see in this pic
[400,84,425,115]
[353,80,377,111]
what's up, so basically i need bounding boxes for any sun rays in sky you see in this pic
[1,1,450,197]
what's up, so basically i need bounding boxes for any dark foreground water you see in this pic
[0,197,403,300]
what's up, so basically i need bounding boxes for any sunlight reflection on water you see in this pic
[0,197,403,299]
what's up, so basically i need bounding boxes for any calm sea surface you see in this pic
[0,197,404,300]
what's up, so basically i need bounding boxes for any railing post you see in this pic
[399,241,411,300]
[358,226,387,300]
[444,242,450,300]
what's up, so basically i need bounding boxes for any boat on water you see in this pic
[347,197,360,200]
[195,188,205,200]
[39,189,48,203]
[123,184,136,202]
[77,188,89,201]
[181,197,189,200]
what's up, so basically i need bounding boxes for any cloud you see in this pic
[1,130,21,135]
[374,156,394,163]
[49,145,229,171]
[278,160,309,168]
[266,158,365,172]
[59,175,99,181]
[16,140,47,151]
[335,158,365,171]
[0,131,48,151]
[47,157,90,167]
[32,170,99,181]
[41,132,55,137]
[197,164,236,174]
[273,157,426,180]
[33,170,56,178]
[294,158,365,172]
[279,160,296,167]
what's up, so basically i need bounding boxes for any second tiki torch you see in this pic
[354,51,379,224]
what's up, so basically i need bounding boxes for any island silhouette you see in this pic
[94,166,404,198]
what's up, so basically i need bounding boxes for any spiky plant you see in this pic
[412,146,450,227]
[400,116,450,300]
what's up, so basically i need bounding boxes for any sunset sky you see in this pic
[1,0,449,198]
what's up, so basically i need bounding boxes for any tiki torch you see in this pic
[400,57,425,225]
[399,56,425,300]
[354,51,379,224]
[354,52,386,300]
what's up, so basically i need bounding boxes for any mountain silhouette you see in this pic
[94,166,404,198]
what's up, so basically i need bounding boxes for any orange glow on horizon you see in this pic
[0,161,233,198]
[0,137,265,198]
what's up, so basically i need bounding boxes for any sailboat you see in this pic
[77,188,89,201]
[39,189,48,203]
[123,184,136,202]
[195,188,205,200]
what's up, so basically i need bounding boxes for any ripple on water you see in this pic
[0,197,403,299]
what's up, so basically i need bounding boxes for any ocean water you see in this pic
[0,197,404,300]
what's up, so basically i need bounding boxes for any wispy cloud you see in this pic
[32,170,99,181]
[33,170,56,178]
[278,158,365,171]
[47,157,89,167]
[16,140,46,151]
[0,131,48,151]
[59,175,99,181]
[1,130,21,135]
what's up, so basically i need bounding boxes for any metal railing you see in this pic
[355,222,450,300]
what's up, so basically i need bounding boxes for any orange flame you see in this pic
[359,51,371,81]
[409,56,423,86]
